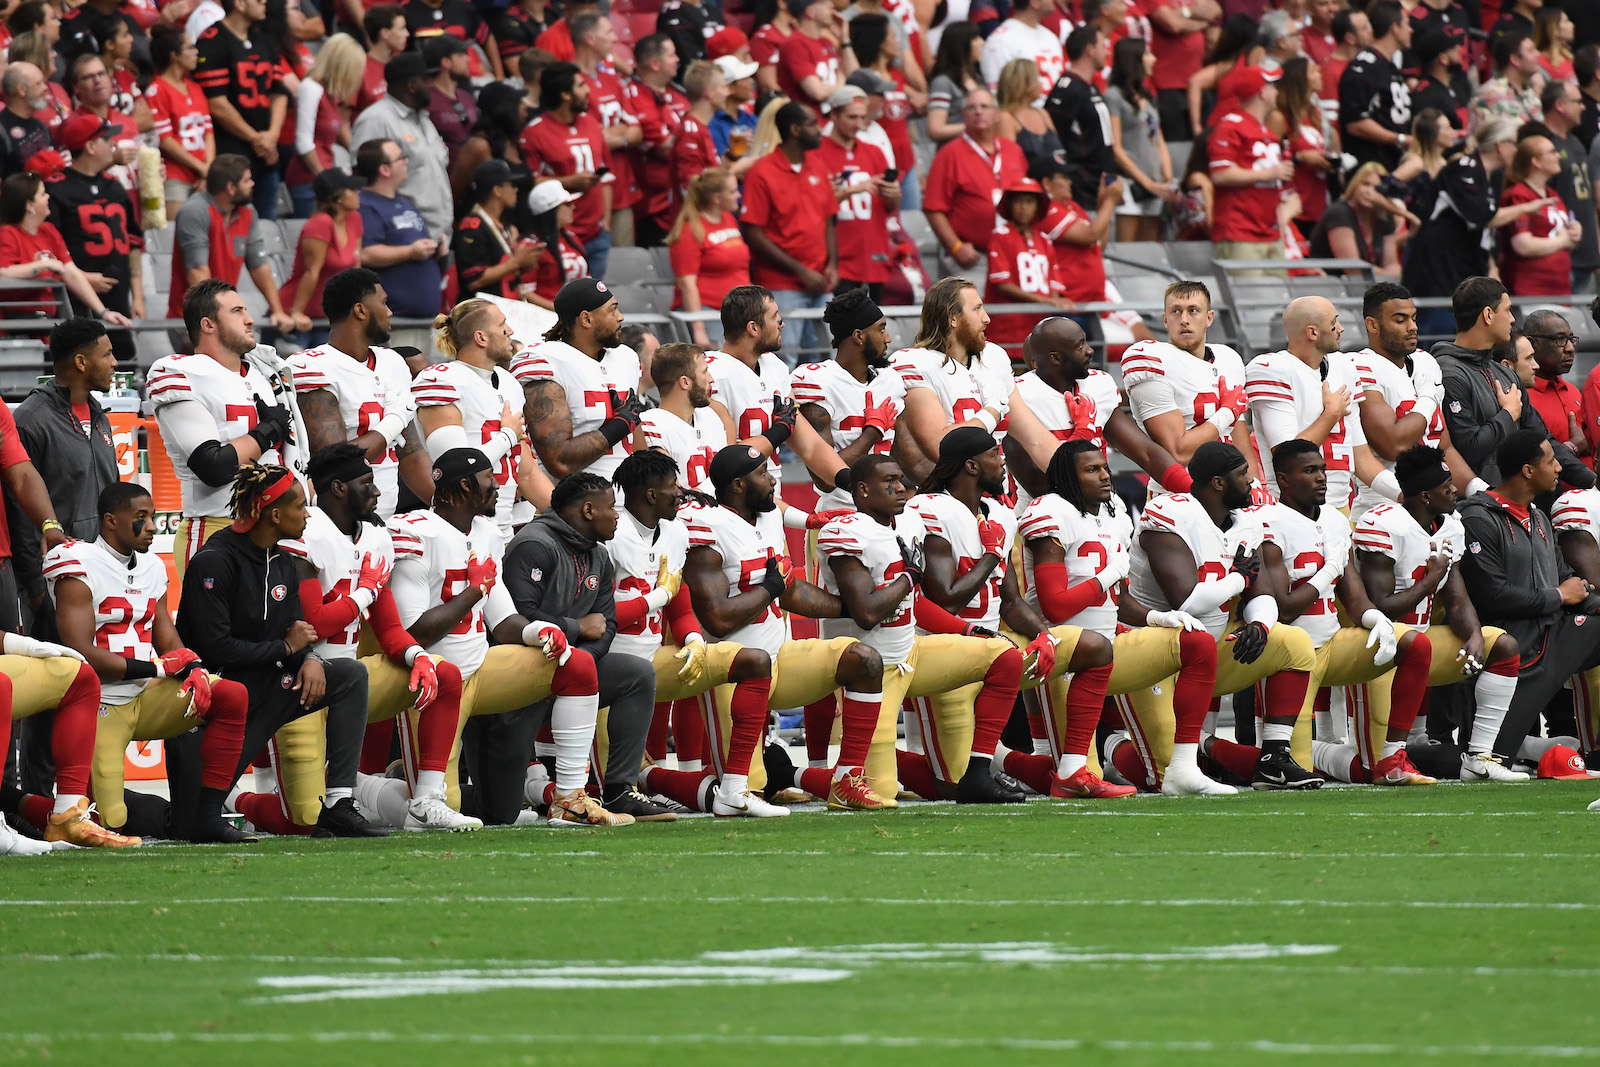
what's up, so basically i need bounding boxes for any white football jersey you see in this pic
[1254,501,1349,647]
[906,491,1017,632]
[1354,501,1463,626]
[704,349,792,476]
[43,538,166,704]
[1554,488,1600,541]
[148,352,286,518]
[608,509,689,660]
[1017,491,1132,638]
[387,509,513,678]
[1121,340,1248,476]
[1351,347,1446,518]
[638,405,727,494]
[1012,368,1122,510]
[1128,493,1268,638]
[790,358,907,510]
[411,360,526,536]
[286,343,414,520]
[892,346,989,426]
[1245,349,1369,508]
[683,502,789,656]
[279,506,395,659]
[816,510,923,666]
[510,339,642,479]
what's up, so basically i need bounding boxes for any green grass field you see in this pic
[3,781,1599,1066]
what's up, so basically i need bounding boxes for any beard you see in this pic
[218,321,255,357]
[365,315,391,346]
[595,324,623,351]
[978,471,1006,497]
[1221,482,1252,510]
[757,327,784,355]
[689,381,712,407]
[864,336,890,370]
[749,484,777,513]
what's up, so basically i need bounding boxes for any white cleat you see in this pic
[1461,751,1531,782]
[711,788,790,817]
[0,815,52,856]
[1589,796,1600,812]
[1101,731,1133,787]
[1160,762,1237,796]
[523,762,552,808]
[404,790,484,832]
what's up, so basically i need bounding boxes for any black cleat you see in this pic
[602,787,679,822]
[1252,745,1324,790]
[956,759,1028,803]
[761,742,798,800]
[312,796,390,837]
[190,815,258,844]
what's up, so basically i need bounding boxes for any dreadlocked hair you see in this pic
[1045,440,1103,516]
[612,447,679,500]
[231,463,295,523]
[920,442,991,496]
[433,299,497,358]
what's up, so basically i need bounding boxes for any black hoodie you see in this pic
[1435,339,1595,490]
[1458,490,1600,658]
[177,527,309,678]
[502,510,617,659]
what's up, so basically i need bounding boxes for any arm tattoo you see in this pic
[297,388,349,453]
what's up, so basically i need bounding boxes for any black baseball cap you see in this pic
[554,277,617,321]
[312,167,364,201]
[422,34,468,72]
[432,447,493,486]
[709,444,767,491]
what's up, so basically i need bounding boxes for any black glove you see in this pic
[833,467,853,493]
[598,388,646,446]
[759,557,788,600]
[250,398,293,451]
[1230,544,1261,585]
[763,395,799,449]
[897,537,923,587]
[680,487,717,509]
[1229,620,1269,664]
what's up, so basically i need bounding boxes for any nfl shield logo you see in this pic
[204,577,214,589]
[1449,401,1461,414]
[1468,542,1480,554]
[530,567,543,581]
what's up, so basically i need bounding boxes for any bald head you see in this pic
[1028,314,1091,385]
[1283,296,1344,358]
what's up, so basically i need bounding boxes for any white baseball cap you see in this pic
[713,54,759,83]
[528,179,581,216]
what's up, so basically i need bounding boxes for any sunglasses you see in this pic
[1526,333,1578,346]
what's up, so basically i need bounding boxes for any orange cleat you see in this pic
[547,788,635,828]
[1373,750,1438,786]
[1050,767,1138,799]
[45,799,141,848]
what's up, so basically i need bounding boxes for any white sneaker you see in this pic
[1101,732,1133,787]
[1160,761,1237,796]
[711,788,790,817]
[404,790,484,832]
[1588,796,1600,812]
[1461,750,1531,782]
[0,815,52,856]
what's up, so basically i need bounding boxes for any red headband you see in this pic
[230,472,298,532]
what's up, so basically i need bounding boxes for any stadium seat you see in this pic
[1105,241,1171,273]
[279,217,307,248]
[608,283,668,315]
[607,246,660,286]
[1288,276,1346,300]
[257,223,289,256]
[144,227,174,254]
[1164,241,1217,276]
[900,209,938,258]
[647,246,674,283]
[1114,274,1171,305]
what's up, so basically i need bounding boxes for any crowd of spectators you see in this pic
[0,0,1587,356]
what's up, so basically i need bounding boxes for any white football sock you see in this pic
[1380,739,1404,759]
[252,766,276,793]
[719,773,749,797]
[550,691,600,793]
[1316,689,1346,744]
[1032,736,1051,756]
[415,769,446,797]
[324,786,352,805]
[1471,671,1517,754]
[1058,753,1088,776]
[354,773,409,829]
[1310,740,1358,783]
[1408,714,1430,745]
[1167,741,1199,771]
[1262,722,1294,744]
[51,793,84,816]
[679,759,703,773]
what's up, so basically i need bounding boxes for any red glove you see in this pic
[862,394,901,434]
[157,647,202,679]
[978,518,1007,557]
[525,621,570,662]
[408,652,439,710]
[1219,381,1248,420]
[180,669,212,718]
[466,552,497,594]
[1024,632,1058,680]
[806,508,854,530]
[1063,390,1098,440]
[774,554,798,587]
[356,551,391,596]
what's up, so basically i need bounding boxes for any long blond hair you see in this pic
[433,298,496,358]
[749,94,789,161]
[995,58,1039,111]
[309,33,366,104]
[913,277,977,353]
[666,167,731,245]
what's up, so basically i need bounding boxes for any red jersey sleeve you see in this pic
[739,164,775,228]
[0,400,30,469]
[922,146,954,215]
[669,223,704,276]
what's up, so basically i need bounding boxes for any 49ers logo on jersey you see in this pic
[271,584,287,601]
[584,574,599,590]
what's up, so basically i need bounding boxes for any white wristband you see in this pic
[402,644,424,666]
[1308,565,1339,598]
[374,411,409,446]
[972,408,999,433]
[782,506,810,530]
[644,586,674,611]
[351,587,376,613]
[1241,593,1278,629]
[1410,395,1438,423]
[1370,468,1403,503]
[1207,406,1237,435]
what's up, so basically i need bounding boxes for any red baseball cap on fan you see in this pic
[1219,64,1280,101]
[707,27,749,59]
[1537,745,1591,779]
[55,113,115,153]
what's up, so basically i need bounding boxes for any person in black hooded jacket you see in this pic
[1459,430,1600,777]
[175,464,384,839]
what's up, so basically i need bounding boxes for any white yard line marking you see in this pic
[2,895,1597,910]
[3,1032,1599,1057]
